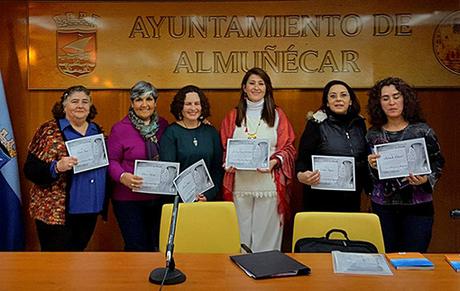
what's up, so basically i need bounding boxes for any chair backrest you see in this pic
[292,212,385,253]
[159,201,241,254]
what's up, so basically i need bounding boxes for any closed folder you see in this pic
[385,252,434,270]
[230,250,311,279]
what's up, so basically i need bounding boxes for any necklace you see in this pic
[244,119,261,139]
[181,119,200,129]
[181,120,200,147]
[382,125,409,142]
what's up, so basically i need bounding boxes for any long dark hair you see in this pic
[320,80,361,116]
[236,67,276,127]
[52,85,97,121]
[367,77,425,128]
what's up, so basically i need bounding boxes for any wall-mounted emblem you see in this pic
[53,12,99,77]
[433,10,460,75]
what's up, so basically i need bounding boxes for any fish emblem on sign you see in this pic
[433,10,460,75]
[53,12,99,78]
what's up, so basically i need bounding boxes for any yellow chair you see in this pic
[159,201,241,254]
[292,212,385,253]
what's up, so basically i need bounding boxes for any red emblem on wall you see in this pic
[54,12,98,78]
[433,10,460,75]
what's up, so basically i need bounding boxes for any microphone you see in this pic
[450,209,460,219]
[149,195,186,285]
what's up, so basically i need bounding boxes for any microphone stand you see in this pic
[149,195,186,285]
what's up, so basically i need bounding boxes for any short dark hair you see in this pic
[52,85,97,121]
[170,85,211,120]
[367,77,425,128]
[320,80,361,116]
[236,67,276,127]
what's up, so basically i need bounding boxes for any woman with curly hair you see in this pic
[367,77,445,252]
[160,85,223,202]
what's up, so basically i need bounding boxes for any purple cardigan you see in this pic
[107,115,168,201]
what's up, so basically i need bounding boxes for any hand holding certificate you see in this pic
[173,159,214,203]
[311,155,356,191]
[225,138,270,170]
[374,137,431,180]
[133,160,179,195]
[65,133,109,174]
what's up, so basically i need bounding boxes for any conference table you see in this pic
[1,252,459,290]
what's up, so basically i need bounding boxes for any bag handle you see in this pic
[325,229,350,240]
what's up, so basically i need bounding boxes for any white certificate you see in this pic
[332,251,393,276]
[311,155,356,191]
[133,160,179,195]
[173,159,214,203]
[225,138,270,170]
[65,133,109,174]
[374,137,431,180]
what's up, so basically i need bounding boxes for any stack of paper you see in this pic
[385,252,434,270]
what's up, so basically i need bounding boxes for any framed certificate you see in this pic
[65,133,109,174]
[173,159,214,203]
[311,155,356,191]
[374,137,431,180]
[133,160,179,195]
[225,138,270,170]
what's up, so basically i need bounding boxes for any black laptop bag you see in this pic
[294,228,378,253]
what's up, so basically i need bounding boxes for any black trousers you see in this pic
[112,199,165,252]
[35,213,98,251]
[303,188,361,212]
[372,202,433,253]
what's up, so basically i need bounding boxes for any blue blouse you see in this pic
[50,119,106,214]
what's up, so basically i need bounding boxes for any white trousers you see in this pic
[233,195,283,253]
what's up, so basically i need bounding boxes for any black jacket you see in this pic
[296,111,371,211]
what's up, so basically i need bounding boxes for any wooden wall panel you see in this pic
[1,1,459,252]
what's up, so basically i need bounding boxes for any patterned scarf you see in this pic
[128,107,160,160]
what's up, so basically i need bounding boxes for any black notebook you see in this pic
[230,250,311,279]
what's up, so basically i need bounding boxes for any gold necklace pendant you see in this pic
[247,133,257,139]
[245,119,261,139]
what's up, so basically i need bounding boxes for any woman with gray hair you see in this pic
[107,81,169,251]
[24,85,107,251]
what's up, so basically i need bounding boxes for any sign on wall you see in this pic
[28,1,460,89]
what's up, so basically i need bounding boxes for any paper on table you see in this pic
[332,251,393,275]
